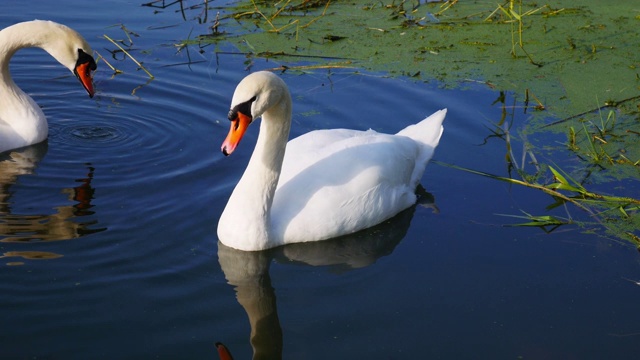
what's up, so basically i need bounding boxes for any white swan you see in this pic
[218,71,446,251]
[0,20,96,153]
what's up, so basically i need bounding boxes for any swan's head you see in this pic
[221,71,288,156]
[37,21,97,98]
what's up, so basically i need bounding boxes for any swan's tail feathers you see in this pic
[396,108,446,148]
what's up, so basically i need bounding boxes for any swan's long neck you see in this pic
[0,23,47,151]
[221,93,292,250]
[0,21,58,88]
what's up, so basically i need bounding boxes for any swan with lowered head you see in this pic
[218,71,446,251]
[0,20,96,153]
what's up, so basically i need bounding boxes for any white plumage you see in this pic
[0,20,96,153]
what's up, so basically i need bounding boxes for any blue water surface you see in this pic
[1,1,639,359]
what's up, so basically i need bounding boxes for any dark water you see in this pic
[1,1,640,359]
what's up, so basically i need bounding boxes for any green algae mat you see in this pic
[207,0,639,121]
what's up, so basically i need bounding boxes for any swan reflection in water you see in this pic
[217,192,436,359]
[0,143,105,265]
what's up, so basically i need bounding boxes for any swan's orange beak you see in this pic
[74,61,95,98]
[215,342,234,360]
[221,111,252,156]
[74,49,97,98]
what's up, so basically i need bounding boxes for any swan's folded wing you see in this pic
[272,131,421,243]
[280,128,377,185]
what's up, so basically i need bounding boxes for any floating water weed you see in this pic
[435,159,640,247]
[485,0,548,66]
[500,212,570,233]
[103,34,154,79]
[440,91,640,249]
[94,50,123,76]
[435,0,458,16]
[593,101,617,137]
[524,89,545,111]
[234,0,331,39]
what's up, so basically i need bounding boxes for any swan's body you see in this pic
[0,20,96,153]
[218,71,446,251]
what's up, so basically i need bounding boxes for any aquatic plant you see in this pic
[98,23,154,79]
[440,92,640,249]
[484,0,548,66]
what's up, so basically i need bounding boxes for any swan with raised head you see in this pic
[218,71,446,251]
[0,20,96,153]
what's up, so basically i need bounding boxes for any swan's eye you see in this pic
[228,96,257,121]
[228,109,237,121]
[76,49,96,73]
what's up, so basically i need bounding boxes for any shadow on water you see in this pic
[0,142,106,265]
[217,196,432,359]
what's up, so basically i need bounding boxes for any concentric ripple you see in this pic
[1,68,233,248]
[44,71,230,185]
[70,125,121,141]
[52,124,126,146]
